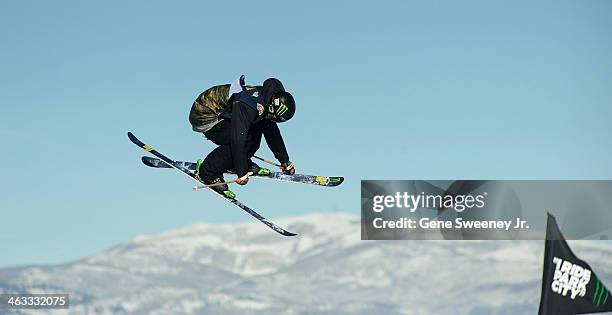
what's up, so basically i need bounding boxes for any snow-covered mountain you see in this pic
[1,213,612,315]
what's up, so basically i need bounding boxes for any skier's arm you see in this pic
[230,101,257,177]
[261,120,290,164]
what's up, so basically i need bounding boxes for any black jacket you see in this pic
[228,78,290,177]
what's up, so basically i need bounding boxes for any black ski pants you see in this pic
[200,120,263,181]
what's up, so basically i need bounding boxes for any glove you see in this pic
[281,161,295,175]
[236,172,252,185]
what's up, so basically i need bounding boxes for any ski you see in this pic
[141,156,344,187]
[127,132,297,236]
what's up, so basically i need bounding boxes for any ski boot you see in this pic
[248,161,271,176]
[195,159,236,199]
[228,161,271,176]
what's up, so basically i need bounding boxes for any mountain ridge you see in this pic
[1,212,611,315]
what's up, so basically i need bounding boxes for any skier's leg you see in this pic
[197,145,236,198]
[202,120,231,146]
[205,121,267,175]
[200,121,267,178]
[200,145,232,181]
[198,120,239,191]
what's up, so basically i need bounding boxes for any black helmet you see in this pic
[268,91,295,123]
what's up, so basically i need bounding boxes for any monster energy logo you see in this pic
[594,279,610,307]
[277,104,289,116]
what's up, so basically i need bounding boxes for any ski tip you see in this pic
[267,222,298,236]
[127,132,149,149]
[276,228,297,236]
[328,177,344,187]
[141,156,156,167]
[127,131,138,144]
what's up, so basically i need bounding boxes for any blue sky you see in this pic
[1,0,611,267]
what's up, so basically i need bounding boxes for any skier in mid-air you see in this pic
[189,76,296,198]
[129,75,341,235]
